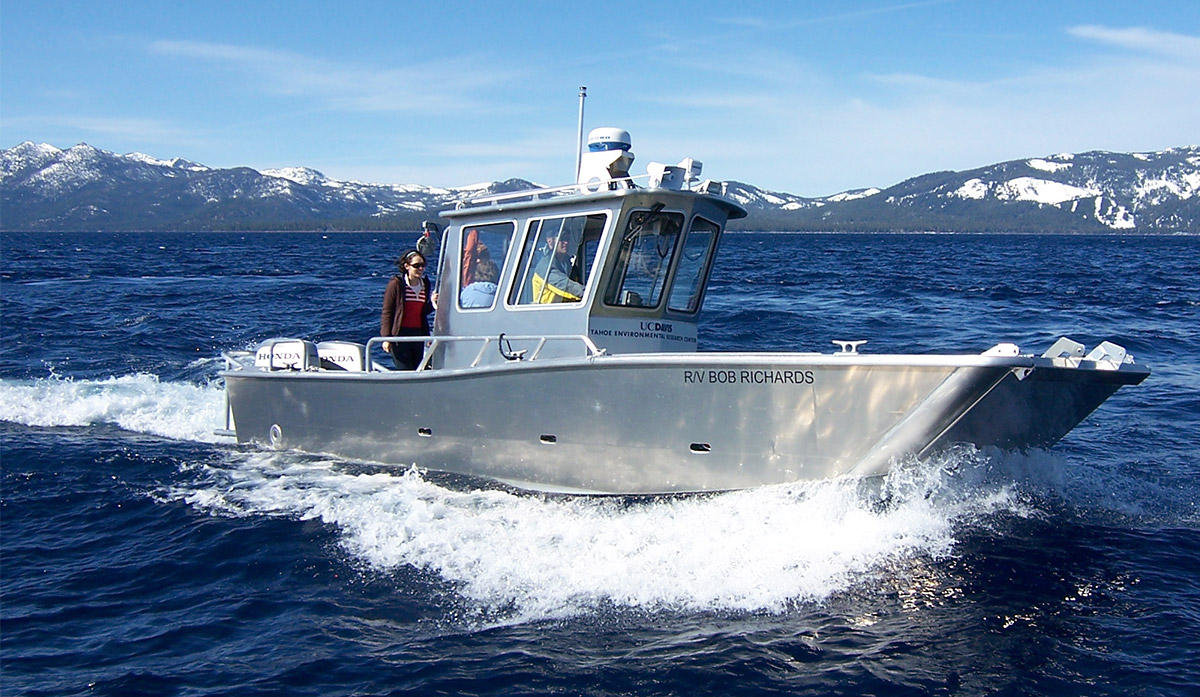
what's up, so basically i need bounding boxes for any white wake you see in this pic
[0,373,1066,622]
[171,449,1025,622]
[0,374,227,443]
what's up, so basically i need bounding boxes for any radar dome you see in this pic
[587,128,632,152]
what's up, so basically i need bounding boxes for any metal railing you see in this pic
[454,176,729,211]
[458,177,645,208]
[222,335,606,374]
[366,333,606,371]
[221,349,254,371]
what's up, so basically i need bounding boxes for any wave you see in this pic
[0,373,226,443]
[5,371,1184,624]
[166,448,1029,623]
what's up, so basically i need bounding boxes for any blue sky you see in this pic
[2,1,1198,195]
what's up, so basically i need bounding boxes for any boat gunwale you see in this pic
[221,349,1150,384]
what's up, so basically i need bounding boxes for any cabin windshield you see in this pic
[604,208,685,308]
[509,212,608,306]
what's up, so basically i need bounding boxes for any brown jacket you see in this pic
[381,275,434,336]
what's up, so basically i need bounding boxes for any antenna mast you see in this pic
[575,86,587,181]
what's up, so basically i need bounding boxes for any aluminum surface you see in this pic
[223,351,1147,494]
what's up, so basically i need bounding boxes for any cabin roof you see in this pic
[440,182,747,221]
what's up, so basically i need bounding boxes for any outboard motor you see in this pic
[254,338,318,371]
[316,341,366,371]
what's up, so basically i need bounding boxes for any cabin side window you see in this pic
[509,213,607,306]
[603,209,685,308]
[667,217,720,313]
[458,222,516,310]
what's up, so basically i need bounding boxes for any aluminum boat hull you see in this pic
[222,351,1147,494]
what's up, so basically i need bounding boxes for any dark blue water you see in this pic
[2,232,1198,696]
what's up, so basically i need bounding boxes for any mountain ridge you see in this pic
[2,141,1197,233]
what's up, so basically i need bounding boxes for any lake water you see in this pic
[2,231,1197,696]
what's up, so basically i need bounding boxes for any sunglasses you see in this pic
[408,262,426,268]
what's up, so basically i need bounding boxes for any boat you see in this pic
[219,126,1149,494]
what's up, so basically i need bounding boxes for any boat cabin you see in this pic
[427,133,746,370]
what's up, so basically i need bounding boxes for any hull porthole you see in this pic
[269,424,283,448]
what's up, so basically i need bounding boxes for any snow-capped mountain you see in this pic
[2,141,1196,232]
[0,142,533,232]
[725,147,1198,233]
[721,181,882,212]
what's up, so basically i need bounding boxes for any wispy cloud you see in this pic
[148,39,524,113]
[713,0,956,31]
[68,116,196,142]
[3,114,203,148]
[627,23,1200,194]
[1068,25,1200,60]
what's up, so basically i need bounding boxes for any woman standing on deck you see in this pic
[381,250,437,370]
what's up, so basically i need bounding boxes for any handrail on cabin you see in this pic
[365,334,605,372]
[457,176,728,210]
[458,176,645,208]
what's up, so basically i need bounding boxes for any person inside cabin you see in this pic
[531,231,585,303]
[381,250,437,370]
[460,257,500,308]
